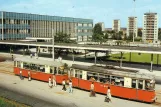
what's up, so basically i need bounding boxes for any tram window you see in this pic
[17,61,20,68]
[98,74,105,83]
[23,62,30,69]
[145,79,155,90]
[111,76,116,85]
[50,66,54,74]
[58,68,63,74]
[37,65,45,72]
[30,64,37,71]
[79,71,82,79]
[75,69,81,78]
[14,61,16,67]
[132,79,136,88]
[70,69,74,77]
[87,72,95,80]
[54,67,57,74]
[138,80,143,89]
[115,77,124,86]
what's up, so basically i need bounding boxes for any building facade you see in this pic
[112,19,120,32]
[97,22,105,31]
[143,13,158,43]
[0,11,93,41]
[127,17,137,37]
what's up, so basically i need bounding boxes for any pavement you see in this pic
[0,71,160,107]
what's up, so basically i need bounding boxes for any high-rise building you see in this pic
[97,22,105,31]
[112,19,120,32]
[127,17,137,37]
[0,11,93,42]
[143,13,158,43]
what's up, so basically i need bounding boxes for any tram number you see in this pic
[100,85,108,88]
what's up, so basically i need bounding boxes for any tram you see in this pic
[14,57,68,84]
[13,57,156,103]
[68,64,156,103]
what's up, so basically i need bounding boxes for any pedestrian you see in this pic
[62,79,66,91]
[106,87,112,102]
[48,76,53,88]
[53,75,57,87]
[19,70,23,80]
[28,72,31,81]
[90,82,96,97]
[68,80,73,93]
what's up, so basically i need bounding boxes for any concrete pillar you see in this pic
[157,54,159,67]
[120,52,123,68]
[129,52,131,62]
[85,50,87,59]
[150,54,153,72]
[2,11,3,40]
[73,49,75,63]
[106,51,109,56]
[94,51,97,65]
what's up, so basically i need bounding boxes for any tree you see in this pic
[128,33,133,41]
[92,24,104,44]
[104,33,109,41]
[158,29,161,40]
[138,29,142,37]
[55,32,73,43]
[93,24,103,35]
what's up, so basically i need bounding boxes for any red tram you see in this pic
[69,64,156,103]
[13,57,156,103]
[14,57,68,84]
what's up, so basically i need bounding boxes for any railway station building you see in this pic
[0,11,93,42]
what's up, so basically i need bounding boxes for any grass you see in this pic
[108,53,161,64]
[0,97,30,107]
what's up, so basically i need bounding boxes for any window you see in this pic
[23,62,30,69]
[30,64,37,71]
[17,61,21,68]
[37,65,45,72]
[138,80,143,89]
[75,69,82,78]
[50,66,54,74]
[14,61,17,67]
[132,79,136,88]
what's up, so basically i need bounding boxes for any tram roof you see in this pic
[14,57,63,67]
[71,64,155,80]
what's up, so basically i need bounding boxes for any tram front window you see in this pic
[17,61,20,68]
[145,79,155,90]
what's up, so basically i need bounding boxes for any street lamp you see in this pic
[133,0,136,43]
[52,29,55,61]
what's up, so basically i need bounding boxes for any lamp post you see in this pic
[52,29,55,61]
[133,0,136,43]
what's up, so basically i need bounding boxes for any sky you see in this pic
[0,0,161,28]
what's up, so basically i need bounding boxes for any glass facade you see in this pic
[0,11,93,41]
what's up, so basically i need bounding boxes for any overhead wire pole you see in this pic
[133,0,136,43]
[52,29,55,61]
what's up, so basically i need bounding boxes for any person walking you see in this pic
[62,79,66,91]
[19,70,23,80]
[28,72,31,81]
[106,87,112,102]
[68,80,73,93]
[53,75,57,87]
[48,76,53,88]
[90,82,95,97]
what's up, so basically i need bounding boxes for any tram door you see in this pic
[124,77,132,88]
[82,70,87,80]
